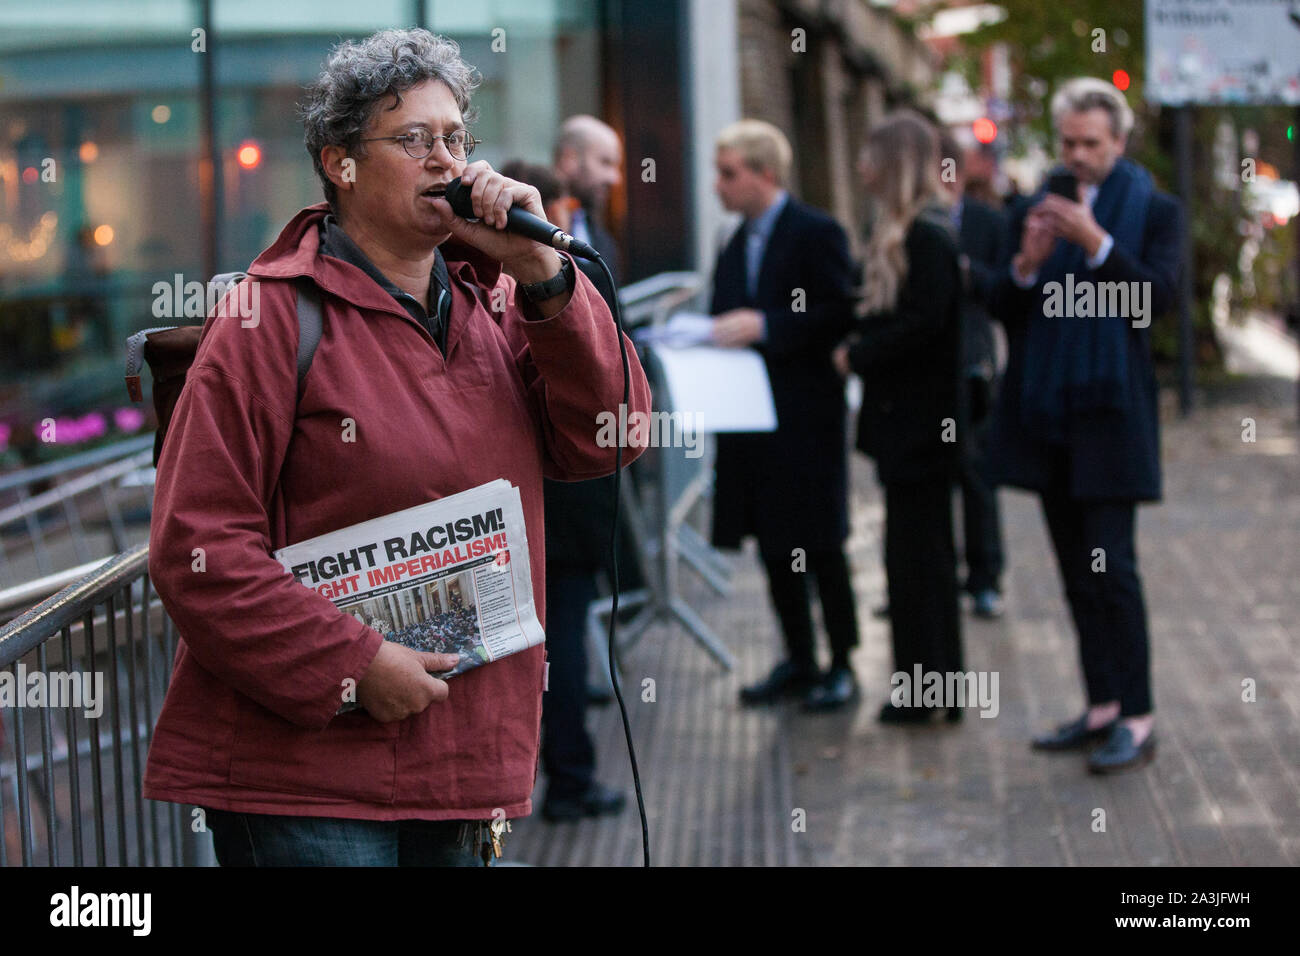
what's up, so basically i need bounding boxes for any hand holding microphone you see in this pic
[431,161,599,278]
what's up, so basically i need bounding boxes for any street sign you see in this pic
[1146,0,1300,104]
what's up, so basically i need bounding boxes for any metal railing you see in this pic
[0,435,156,591]
[0,270,716,866]
[0,543,209,866]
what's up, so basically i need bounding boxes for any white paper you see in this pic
[650,343,777,434]
[633,311,717,348]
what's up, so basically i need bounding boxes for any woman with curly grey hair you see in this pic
[143,28,651,866]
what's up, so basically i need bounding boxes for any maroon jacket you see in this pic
[143,203,651,821]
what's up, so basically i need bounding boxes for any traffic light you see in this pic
[236,140,262,170]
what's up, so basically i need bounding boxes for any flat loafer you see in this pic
[1031,714,1117,751]
[1088,725,1157,774]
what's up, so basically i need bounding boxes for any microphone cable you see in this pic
[589,252,651,868]
[444,176,650,862]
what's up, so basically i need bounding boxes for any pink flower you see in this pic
[114,407,145,432]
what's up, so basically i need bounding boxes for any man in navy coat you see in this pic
[708,119,861,711]
[988,78,1184,773]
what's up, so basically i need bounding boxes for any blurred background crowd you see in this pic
[1,0,1296,471]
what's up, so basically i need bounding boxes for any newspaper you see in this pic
[274,479,543,696]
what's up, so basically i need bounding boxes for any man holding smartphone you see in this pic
[987,77,1184,774]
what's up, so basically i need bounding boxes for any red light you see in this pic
[972,118,998,144]
[21,166,39,184]
[236,141,262,170]
[1112,70,1131,91]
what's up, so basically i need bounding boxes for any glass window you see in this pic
[0,1,604,469]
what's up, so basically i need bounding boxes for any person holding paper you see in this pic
[832,111,966,724]
[709,119,862,712]
[143,29,651,866]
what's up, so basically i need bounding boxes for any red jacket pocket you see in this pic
[227,696,399,803]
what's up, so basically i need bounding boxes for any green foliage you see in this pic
[970,1,1143,142]
[965,1,1297,372]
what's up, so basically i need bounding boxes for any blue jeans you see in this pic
[203,808,492,867]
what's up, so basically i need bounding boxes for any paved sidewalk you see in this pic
[508,379,1300,866]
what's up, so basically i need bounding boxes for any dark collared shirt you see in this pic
[318,214,451,353]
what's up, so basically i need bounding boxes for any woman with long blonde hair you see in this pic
[834,110,966,723]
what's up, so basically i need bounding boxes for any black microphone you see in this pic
[443,176,600,260]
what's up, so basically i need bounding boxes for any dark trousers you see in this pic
[758,544,860,673]
[960,380,1005,593]
[203,809,484,866]
[1039,489,1153,716]
[883,478,963,676]
[540,569,598,800]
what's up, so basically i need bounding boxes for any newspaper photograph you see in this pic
[274,479,543,685]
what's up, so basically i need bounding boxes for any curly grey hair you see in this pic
[301,28,480,208]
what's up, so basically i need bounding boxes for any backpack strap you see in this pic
[209,271,248,295]
[294,278,322,395]
[125,325,184,401]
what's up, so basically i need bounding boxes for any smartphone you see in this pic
[1046,170,1079,200]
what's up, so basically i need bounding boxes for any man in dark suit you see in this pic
[500,161,626,822]
[554,115,623,282]
[987,78,1184,774]
[940,133,1009,618]
[708,119,861,711]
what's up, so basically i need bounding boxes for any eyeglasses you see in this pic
[360,128,480,161]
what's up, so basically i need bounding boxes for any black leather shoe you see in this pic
[802,667,859,712]
[541,782,627,823]
[1087,725,1156,774]
[878,701,950,724]
[1031,714,1117,751]
[739,661,820,706]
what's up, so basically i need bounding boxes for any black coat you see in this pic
[543,257,625,573]
[847,213,965,486]
[709,198,856,552]
[986,186,1183,502]
[957,197,1009,378]
[584,210,621,286]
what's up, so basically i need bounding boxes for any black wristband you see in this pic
[518,255,573,303]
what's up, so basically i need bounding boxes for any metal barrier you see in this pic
[0,270,722,864]
[585,272,737,678]
[0,543,209,866]
[0,435,156,591]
